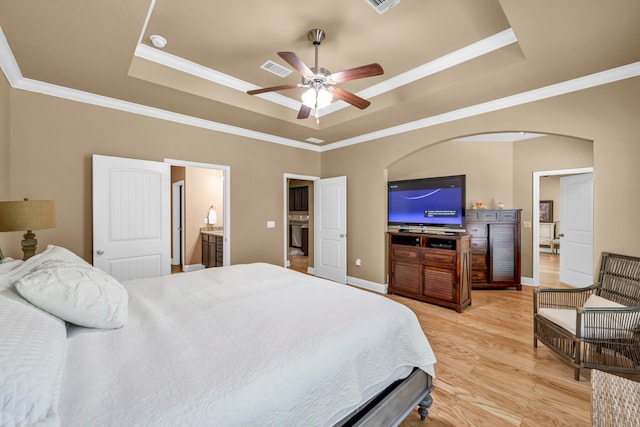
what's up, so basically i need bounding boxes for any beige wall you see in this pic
[322,76,640,284]
[513,136,593,276]
[2,89,321,265]
[389,141,515,210]
[2,74,640,286]
[374,135,593,279]
[0,73,9,199]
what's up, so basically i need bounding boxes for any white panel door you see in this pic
[314,176,347,283]
[93,154,171,282]
[560,173,594,287]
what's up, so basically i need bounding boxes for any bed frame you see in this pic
[334,368,434,426]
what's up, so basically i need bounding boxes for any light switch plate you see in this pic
[267,220,276,228]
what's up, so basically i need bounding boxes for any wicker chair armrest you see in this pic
[576,306,640,339]
[533,285,598,311]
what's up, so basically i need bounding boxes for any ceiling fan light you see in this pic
[316,88,333,108]
[302,87,333,109]
[301,88,317,108]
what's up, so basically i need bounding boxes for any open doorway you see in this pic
[167,159,230,273]
[287,179,312,274]
[533,167,593,286]
[283,173,319,274]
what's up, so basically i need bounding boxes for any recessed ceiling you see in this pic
[1,0,639,149]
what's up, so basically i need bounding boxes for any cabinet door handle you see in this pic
[558,233,565,237]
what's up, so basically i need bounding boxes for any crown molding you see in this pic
[0,27,318,152]
[1,26,639,154]
[320,61,640,151]
[0,28,21,86]
[134,28,518,119]
[134,44,301,111]
[320,28,518,117]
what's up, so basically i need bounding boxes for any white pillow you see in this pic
[0,257,23,272]
[584,294,625,308]
[0,293,67,427]
[6,245,89,287]
[16,259,128,329]
[0,258,24,290]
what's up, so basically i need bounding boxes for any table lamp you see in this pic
[0,198,56,260]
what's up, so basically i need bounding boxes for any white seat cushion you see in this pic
[584,294,625,308]
[538,298,635,340]
[538,308,578,334]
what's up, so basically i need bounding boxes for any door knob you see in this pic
[96,249,104,255]
[340,233,345,238]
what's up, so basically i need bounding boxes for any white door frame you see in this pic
[171,180,185,266]
[283,173,319,269]
[166,159,231,266]
[532,167,593,286]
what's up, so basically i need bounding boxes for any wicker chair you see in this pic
[533,252,640,380]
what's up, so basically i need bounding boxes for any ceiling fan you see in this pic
[247,29,384,120]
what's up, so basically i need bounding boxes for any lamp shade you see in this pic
[0,200,56,232]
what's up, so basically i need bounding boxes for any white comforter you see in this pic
[59,263,436,426]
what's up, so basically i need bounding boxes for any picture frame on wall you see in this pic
[539,200,553,223]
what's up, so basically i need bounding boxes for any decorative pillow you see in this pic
[0,293,67,427]
[15,260,128,329]
[584,294,625,308]
[6,245,89,287]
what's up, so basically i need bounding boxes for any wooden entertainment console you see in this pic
[388,231,472,312]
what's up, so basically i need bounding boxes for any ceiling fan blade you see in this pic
[329,63,384,83]
[247,83,299,95]
[331,87,371,109]
[278,52,314,78]
[297,104,312,119]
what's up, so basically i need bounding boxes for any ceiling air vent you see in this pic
[364,0,400,14]
[305,137,325,144]
[260,60,293,78]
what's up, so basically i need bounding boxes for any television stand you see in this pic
[428,230,456,235]
[387,231,472,312]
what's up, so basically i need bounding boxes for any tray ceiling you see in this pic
[1,0,639,149]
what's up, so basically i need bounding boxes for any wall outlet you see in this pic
[267,220,276,228]
[355,258,362,266]
[523,220,532,228]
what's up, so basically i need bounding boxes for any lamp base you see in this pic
[21,230,37,260]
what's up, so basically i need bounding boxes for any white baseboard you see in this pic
[183,263,205,272]
[521,276,535,286]
[347,276,388,294]
[305,268,387,294]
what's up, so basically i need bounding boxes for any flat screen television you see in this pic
[387,174,466,233]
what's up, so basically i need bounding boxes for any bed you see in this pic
[0,246,436,426]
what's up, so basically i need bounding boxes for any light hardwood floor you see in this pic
[289,255,309,274]
[397,252,592,426]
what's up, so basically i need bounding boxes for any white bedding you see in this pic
[59,263,436,426]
